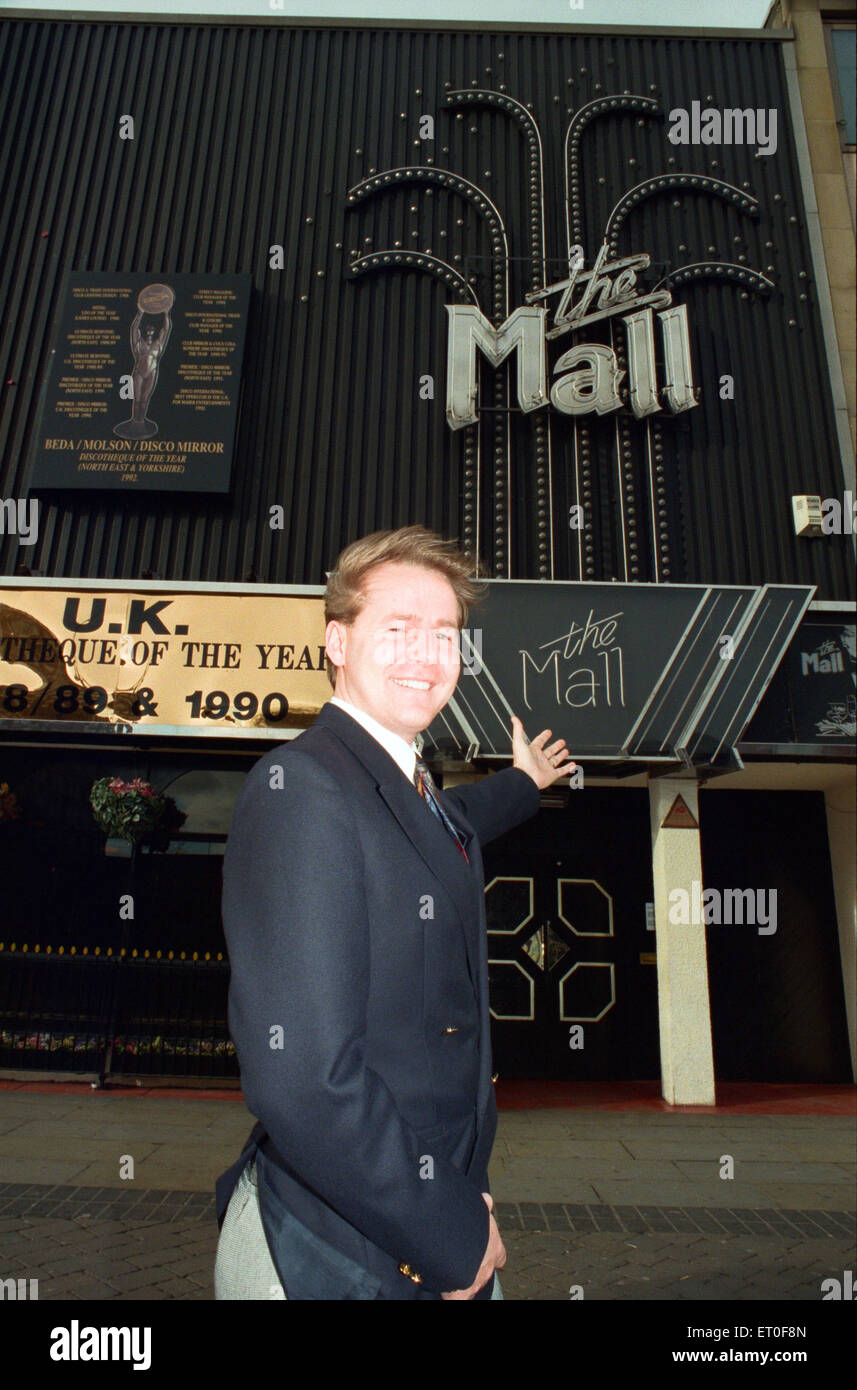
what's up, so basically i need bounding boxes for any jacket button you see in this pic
[443,1025,459,1034]
[491,1073,499,1083]
[398,1262,423,1283]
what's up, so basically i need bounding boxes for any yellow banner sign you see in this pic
[0,584,330,736]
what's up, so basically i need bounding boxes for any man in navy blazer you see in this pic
[214,526,576,1300]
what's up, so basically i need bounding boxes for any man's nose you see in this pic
[404,632,456,668]
[402,630,434,663]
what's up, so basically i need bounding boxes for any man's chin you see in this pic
[386,689,453,736]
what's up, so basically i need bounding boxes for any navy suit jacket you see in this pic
[216,699,541,1299]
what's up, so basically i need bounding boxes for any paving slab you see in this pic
[588,1181,787,1207]
[0,1133,159,1162]
[780,1140,857,1161]
[0,1120,27,1136]
[671,1160,855,1184]
[621,1148,797,1165]
[498,1139,635,1159]
[0,1156,92,1184]
[492,1178,602,1202]
[4,1119,217,1143]
[498,1154,688,1180]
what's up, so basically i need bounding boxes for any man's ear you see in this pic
[325,618,346,671]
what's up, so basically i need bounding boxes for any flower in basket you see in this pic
[0,781,21,823]
[90,776,185,846]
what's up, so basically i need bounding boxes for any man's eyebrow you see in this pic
[381,613,460,626]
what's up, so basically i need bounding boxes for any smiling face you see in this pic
[325,561,462,743]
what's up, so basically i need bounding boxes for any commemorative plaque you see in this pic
[30,272,251,492]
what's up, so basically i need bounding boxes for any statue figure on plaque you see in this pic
[113,283,175,440]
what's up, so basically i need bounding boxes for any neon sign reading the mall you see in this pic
[445,241,697,429]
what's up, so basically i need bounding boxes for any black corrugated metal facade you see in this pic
[0,17,853,598]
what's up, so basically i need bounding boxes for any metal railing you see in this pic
[0,946,237,1082]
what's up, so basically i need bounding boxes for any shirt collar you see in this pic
[329,695,418,783]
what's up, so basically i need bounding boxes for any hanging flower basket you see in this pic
[89,777,185,848]
[0,781,21,824]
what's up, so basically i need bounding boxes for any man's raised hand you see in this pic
[511,713,578,790]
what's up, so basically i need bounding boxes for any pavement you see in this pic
[0,1083,854,1301]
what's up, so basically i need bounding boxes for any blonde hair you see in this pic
[323,525,488,689]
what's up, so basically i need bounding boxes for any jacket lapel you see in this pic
[312,702,482,988]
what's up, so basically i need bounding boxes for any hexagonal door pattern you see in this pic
[481,791,659,1079]
[487,874,614,1023]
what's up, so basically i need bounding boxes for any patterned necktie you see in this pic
[413,758,470,863]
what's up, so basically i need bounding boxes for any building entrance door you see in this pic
[701,788,852,1082]
[482,788,659,1080]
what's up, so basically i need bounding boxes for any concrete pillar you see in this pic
[648,776,716,1105]
[825,776,857,1081]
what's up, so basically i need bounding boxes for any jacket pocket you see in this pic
[262,1196,383,1301]
[413,1118,449,1146]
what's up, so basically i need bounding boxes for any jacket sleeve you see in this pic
[440,765,541,846]
[221,748,491,1295]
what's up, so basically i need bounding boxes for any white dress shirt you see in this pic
[329,695,418,784]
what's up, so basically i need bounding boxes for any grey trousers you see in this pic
[214,1158,285,1300]
[213,1158,504,1300]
